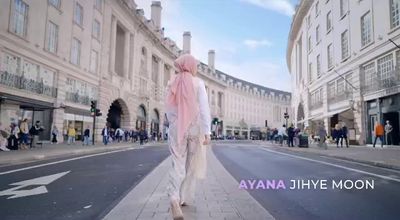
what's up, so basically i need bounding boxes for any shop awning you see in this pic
[314,107,351,120]
[0,94,55,111]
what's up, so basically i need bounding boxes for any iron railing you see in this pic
[327,91,352,104]
[362,68,400,94]
[0,71,57,98]
[309,100,323,110]
[65,92,91,105]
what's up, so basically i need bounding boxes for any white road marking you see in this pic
[0,171,70,199]
[0,147,136,176]
[260,147,400,183]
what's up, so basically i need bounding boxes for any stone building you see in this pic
[287,0,400,145]
[0,0,291,142]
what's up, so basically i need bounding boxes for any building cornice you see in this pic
[286,0,314,73]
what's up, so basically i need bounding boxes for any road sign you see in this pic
[0,171,70,199]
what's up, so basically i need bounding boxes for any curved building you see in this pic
[287,0,400,145]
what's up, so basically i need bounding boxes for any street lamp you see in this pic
[284,108,289,128]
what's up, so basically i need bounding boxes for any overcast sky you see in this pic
[135,0,298,92]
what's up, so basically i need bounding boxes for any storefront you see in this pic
[0,94,54,141]
[366,94,400,145]
[63,107,93,141]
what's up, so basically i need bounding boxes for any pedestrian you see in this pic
[101,124,110,145]
[165,54,211,219]
[124,130,129,142]
[51,125,59,144]
[278,125,287,146]
[8,122,19,150]
[139,128,145,145]
[341,122,349,148]
[83,126,90,146]
[29,121,43,148]
[332,124,342,148]
[294,127,300,147]
[385,120,393,146]
[19,118,29,149]
[287,124,295,147]
[67,124,76,145]
[0,122,10,152]
[317,122,327,149]
[373,121,384,148]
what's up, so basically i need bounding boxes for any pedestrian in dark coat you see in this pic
[287,124,295,147]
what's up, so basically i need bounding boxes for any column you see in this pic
[123,30,130,79]
[109,16,117,74]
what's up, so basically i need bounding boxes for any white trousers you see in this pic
[167,125,200,204]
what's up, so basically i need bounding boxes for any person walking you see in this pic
[332,124,342,148]
[287,124,295,147]
[373,121,384,148]
[67,125,76,145]
[19,118,29,149]
[278,125,287,146]
[139,128,145,145]
[83,126,90,146]
[51,125,59,144]
[165,54,211,219]
[341,122,349,148]
[385,120,393,146]
[318,122,327,149]
[101,124,110,145]
[8,123,19,150]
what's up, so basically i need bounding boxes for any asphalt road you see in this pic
[213,142,400,220]
[0,144,170,220]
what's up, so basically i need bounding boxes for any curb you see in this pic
[0,143,164,167]
[257,142,400,172]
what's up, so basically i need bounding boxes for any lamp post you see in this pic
[284,108,289,128]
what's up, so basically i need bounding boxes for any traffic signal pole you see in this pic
[92,108,96,145]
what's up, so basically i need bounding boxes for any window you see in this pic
[361,11,372,47]
[90,50,98,73]
[341,30,349,60]
[94,0,102,11]
[308,62,313,81]
[308,36,312,52]
[10,0,29,37]
[316,25,320,43]
[391,0,400,29]
[92,20,100,40]
[70,38,81,65]
[46,21,58,53]
[340,0,348,18]
[377,54,394,84]
[307,15,311,28]
[337,78,345,94]
[48,0,60,8]
[328,82,335,98]
[317,54,321,77]
[327,43,333,69]
[74,2,83,26]
[362,62,375,88]
[315,1,320,17]
[326,11,332,32]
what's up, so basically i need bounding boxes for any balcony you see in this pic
[65,92,91,105]
[328,91,351,104]
[0,71,57,98]
[309,100,323,110]
[362,68,400,94]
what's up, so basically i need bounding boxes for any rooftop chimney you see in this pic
[208,50,215,72]
[183,31,191,54]
[151,1,162,30]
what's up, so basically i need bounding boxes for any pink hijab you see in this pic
[167,54,199,145]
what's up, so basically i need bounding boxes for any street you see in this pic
[213,142,400,220]
[0,145,170,220]
[1,141,400,220]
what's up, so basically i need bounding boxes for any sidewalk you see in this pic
[103,148,275,220]
[0,141,166,167]
[257,141,400,171]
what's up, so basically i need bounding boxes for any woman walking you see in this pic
[165,54,211,220]
[51,125,59,144]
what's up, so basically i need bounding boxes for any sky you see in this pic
[135,0,299,92]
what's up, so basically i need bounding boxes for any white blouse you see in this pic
[166,76,211,136]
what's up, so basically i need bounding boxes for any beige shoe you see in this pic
[171,200,184,220]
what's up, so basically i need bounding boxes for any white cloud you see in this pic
[243,39,273,49]
[241,0,295,17]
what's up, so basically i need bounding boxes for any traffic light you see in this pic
[90,101,96,113]
[284,112,289,119]
[95,108,102,116]
[212,118,219,125]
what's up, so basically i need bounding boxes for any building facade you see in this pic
[287,0,400,145]
[0,0,291,142]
